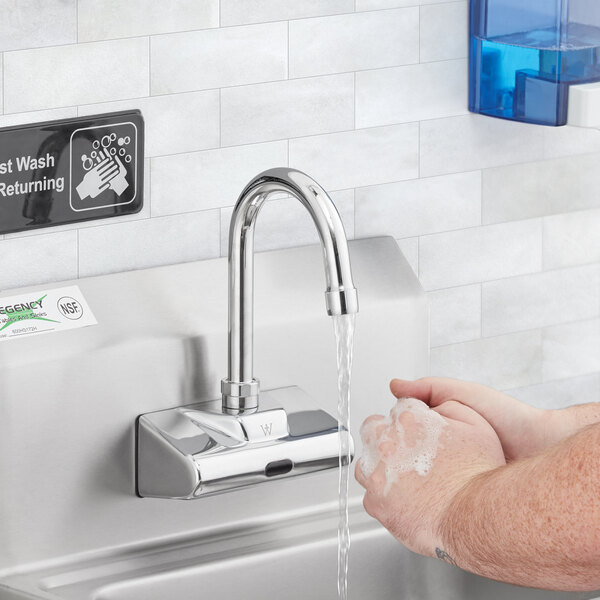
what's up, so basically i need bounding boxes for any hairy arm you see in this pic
[439,423,600,591]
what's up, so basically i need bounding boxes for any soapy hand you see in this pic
[390,378,565,461]
[355,396,505,559]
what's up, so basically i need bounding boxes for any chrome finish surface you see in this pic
[137,387,351,499]
[223,167,358,411]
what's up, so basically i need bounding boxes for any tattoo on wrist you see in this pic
[435,548,457,566]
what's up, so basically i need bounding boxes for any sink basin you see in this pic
[1,506,597,600]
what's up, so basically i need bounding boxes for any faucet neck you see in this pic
[221,168,358,413]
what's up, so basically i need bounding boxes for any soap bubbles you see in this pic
[359,397,446,495]
[81,154,94,171]
[81,131,134,172]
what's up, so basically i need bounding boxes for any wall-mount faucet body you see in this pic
[136,168,359,499]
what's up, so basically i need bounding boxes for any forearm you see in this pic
[543,403,600,449]
[438,423,600,591]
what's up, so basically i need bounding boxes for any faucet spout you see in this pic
[222,168,358,413]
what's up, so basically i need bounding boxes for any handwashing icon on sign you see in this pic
[76,133,133,200]
[69,120,138,212]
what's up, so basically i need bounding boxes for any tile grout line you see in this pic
[148,36,151,97]
[218,203,222,258]
[148,157,153,218]
[417,121,421,179]
[480,282,484,339]
[32,6,436,47]
[352,188,356,240]
[418,5,421,64]
[353,71,356,131]
[2,52,472,117]
[479,169,484,338]
[541,216,546,272]
[218,88,222,148]
[352,66,356,240]
[419,260,600,294]
[147,120,416,160]
[430,314,600,351]
[502,372,600,394]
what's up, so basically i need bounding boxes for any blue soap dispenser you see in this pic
[470,0,600,126]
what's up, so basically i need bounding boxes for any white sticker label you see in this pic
[0,285,97,342]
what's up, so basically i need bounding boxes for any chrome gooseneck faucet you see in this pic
[222,168,359,413]
[136,168,358,499]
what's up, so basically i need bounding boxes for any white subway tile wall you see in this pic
[427,284,481,347]
[289,124,419,190]
[78,0,219,41]
[355,60,467,127]
[420,2,468,63]
[289,9,419,77]
[508,373,600,410]
[4,38,150,112]
[220,74,355,145]
[220,0,355,26]
[0,1,598,404]
[419,220,543,291]
[151,24,288,94]
[0,0,77,52]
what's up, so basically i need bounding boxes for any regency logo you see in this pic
[0,294,59,332]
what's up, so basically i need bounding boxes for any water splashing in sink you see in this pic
[333,314,356,600]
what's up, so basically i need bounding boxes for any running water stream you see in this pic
[333,314,356,600]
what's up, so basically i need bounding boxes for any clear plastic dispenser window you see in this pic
[470,0,600,126]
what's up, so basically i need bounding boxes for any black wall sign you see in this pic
[0,111,144,234]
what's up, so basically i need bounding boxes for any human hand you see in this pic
[355,397,505,560]
[389,378,564,461]
[76,156,119,200]
[107,155,129,196]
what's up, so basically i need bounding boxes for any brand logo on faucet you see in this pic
[260,423,273,437]
[0,111,144,235]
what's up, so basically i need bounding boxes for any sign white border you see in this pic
[69,121,139,212]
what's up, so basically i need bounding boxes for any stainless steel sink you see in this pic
[1,506,596,600]
[0,240,594,600]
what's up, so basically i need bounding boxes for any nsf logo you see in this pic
[57,296,84,321]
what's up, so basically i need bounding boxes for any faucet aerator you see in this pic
[325,288,359,317]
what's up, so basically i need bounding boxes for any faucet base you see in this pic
[136,386,353,500]
[221,378,260,413]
